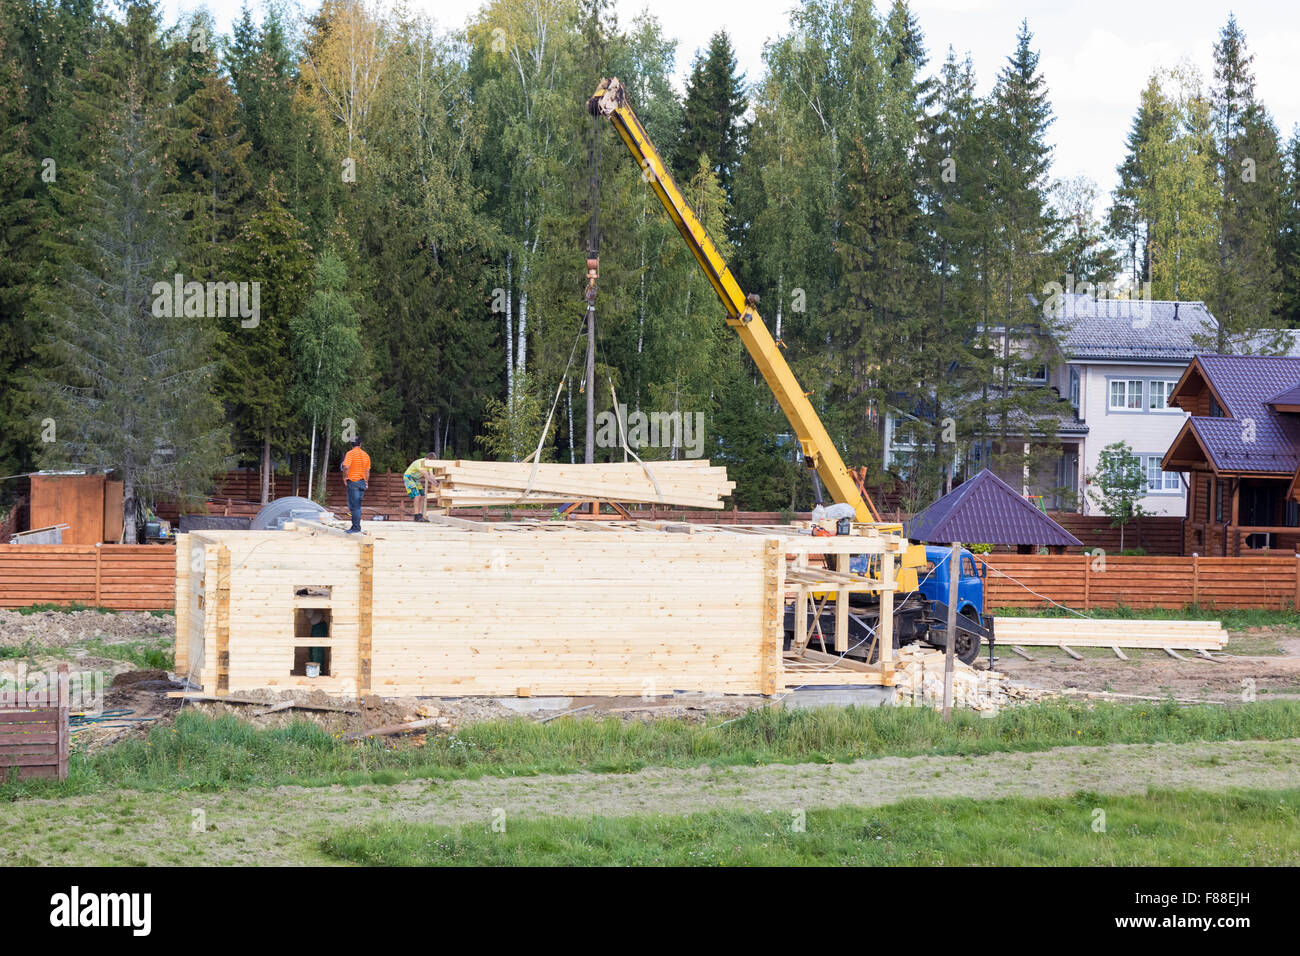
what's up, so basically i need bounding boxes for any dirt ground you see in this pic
[2,737,1296,866]
[7,610,1300,752]
[993,631,1300,703]
[0,608,170,647]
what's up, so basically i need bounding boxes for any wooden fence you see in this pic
[0,663,69,781]
[0,545,176,610]
[1042,513,1184,555]
[5,543,1298,615]
[982,553,1300,612]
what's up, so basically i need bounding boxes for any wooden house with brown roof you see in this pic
[1163,354,1300,555]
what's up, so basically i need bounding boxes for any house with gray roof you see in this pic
[881,293,1299,518]
[1050,294,1222,518]
[1163,354,1300,555]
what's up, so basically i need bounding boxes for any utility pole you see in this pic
[582,2,603,465]
[942,541,960,720]
[584,250,597,464]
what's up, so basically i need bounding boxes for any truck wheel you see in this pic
[955,611,982,665]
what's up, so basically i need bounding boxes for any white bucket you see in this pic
[305,662,322,678]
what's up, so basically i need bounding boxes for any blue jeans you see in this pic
[346,480,366,532]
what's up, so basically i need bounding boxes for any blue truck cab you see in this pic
[917,545,986,625]
[799,544,993,665]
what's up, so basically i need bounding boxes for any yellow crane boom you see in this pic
[588,77,877,523]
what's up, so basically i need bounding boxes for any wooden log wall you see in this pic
[369,528,773,696]
[982,554,1300,611]
[183,530,364,698]
[178,525,780,698]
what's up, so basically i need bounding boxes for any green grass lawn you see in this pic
[0,637,172,669]
[5,603,173,617]
[6,699,1300,801]
[320,787,1300,865]
[78,637,174,670]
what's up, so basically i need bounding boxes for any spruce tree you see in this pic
[0,0,38,482]
[1280,128,1300,328]
[35,81,228,540]
[675,30,747,206]
[1210,15,1284,350]
[981,22,1063,482]
[224,180,313,502]
[177,38,253,279]
[1109,75,1166,290]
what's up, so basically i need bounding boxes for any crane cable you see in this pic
[514,310,591,505]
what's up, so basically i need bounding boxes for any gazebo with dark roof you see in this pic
[905,469,1083,553]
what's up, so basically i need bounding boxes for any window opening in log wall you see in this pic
[292,607,331,677]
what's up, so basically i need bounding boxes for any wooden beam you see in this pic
[761,539,783,696]
[215,545,230,695]
[358,539,374,696]
[174,534,190,676]
[421,513,490,532]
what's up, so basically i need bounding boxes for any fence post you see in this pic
[93,543,102,606]
[1193,555,1200,606]
[1083,552,1091,611]
[1294,553,1299,611]
[56,662,69,781]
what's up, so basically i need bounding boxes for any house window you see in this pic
[1144,456,1180,493]
[1069,368,1080,411]
[1015,362,1048,384]
[1109,379,1144,410]
[1148,380,1178,411]
[888,416,920,472]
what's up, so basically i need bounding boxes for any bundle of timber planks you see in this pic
[995,617,1228,653]
[422,459,736,509]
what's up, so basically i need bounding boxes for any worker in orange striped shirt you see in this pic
[340,437,371,533]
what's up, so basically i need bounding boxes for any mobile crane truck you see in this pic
[588,77,993,665]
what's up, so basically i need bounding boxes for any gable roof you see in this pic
[904,469,1083,547]
[1055,294,1217,362]
[1265,383,1300,410]
[1163,354,1300,476]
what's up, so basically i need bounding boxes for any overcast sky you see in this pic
[163,0,1300,197]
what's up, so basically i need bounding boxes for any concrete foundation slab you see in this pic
[782,686,896,709]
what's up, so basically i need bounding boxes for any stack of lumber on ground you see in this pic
[996,617,1228,650]
[425,459,735,509]
[890,645,1048,713]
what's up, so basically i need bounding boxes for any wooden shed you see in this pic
[174,519,906,698]
[25,473,124,545]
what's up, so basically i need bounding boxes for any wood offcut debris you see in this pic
[168,693,360,714]
[343,716,446,740]
[891,645,1049,713]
